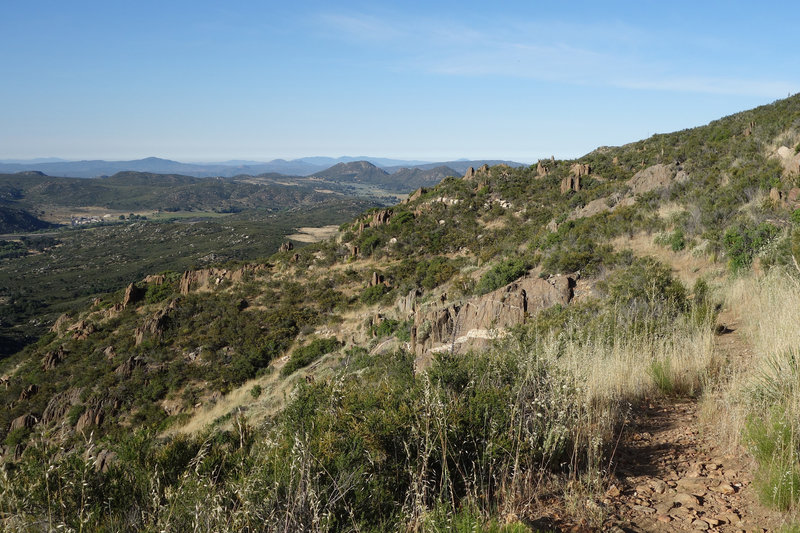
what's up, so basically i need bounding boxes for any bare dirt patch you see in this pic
[287,224,339,243]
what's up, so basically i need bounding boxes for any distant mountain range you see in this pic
[0,156,526,180]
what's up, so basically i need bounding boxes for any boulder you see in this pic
[536,161,548,177]
[770,187,784,203]
[279,241,294,253]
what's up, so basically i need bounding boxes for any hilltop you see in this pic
[2,95,800,531]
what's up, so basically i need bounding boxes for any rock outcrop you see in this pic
[560,175,581,194]
[570,163,591,178]
[396,288,421,316]
[405,188,427,203]
[179,264,266,295]
[463,167,476,180]
[50,313,73,334]
[75,407,104,433]
[42,347,67,371]
[410,274,574,368]
[18,384,38,401]
[9,413,36,432]
[134,302,177,345]
[279,241,294,253]
[67,320,95,341]
[41,388,82,426]
[369,271,390,287]
[114,356,145,378]
[628,163,680,195]
[536,161,548,177]
[774,146,800,176]
[122,283,146,308]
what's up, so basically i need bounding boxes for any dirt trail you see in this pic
[602,311,785,532]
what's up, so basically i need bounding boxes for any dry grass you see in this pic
[704,269,800,444]
[611,232,724,287]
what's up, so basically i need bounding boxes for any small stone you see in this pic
[605,485,621,498]
[714,482,736,495]
[650,478,667,494]
[657,514,672,523]
[635,483,652,495]
[633,505,656,514]
[691,518,710,530]
[706,518,721,526]
[655,502,674,515]
[674,492,700,508]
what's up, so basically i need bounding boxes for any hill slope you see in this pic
[2,94,800,531]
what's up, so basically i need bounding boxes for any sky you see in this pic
[1,1,798,163]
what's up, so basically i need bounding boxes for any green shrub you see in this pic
[648,359,673,395]
[360,284,390,305]
[723,222,779,273]
[476,257,528,294]
[281,337,342,376]
[250,384,262,399]
[67,404,86,426]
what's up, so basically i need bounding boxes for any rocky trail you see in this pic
[599,312,786,532]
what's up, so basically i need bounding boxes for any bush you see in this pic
[360,284,389,305]
[281,337,342,376]
[250,384,262,399]
[476,257,528,294]
[724,222,779,273]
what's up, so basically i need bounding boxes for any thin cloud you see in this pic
[316,10,797,98]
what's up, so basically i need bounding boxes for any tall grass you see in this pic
[711,268,800,510]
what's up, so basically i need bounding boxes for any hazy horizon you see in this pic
[2,1,798,162]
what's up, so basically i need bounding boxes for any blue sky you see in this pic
[1,1,798,163]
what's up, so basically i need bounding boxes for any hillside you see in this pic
[0,171,345,216]
[0,205,56,233]
[312,160,461,192]
[2,95,800,531]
